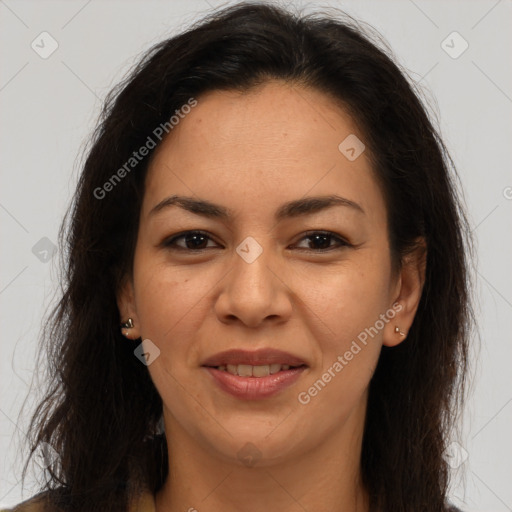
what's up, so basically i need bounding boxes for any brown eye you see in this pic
[163,230,350,253]
[164,231,219,251]
[293,231,350,251]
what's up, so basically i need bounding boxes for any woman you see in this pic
[4,2,472,511]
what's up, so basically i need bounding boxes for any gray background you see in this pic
[1,0,511,510]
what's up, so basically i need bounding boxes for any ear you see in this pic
[116,275,141,340]
[383,238,427,347]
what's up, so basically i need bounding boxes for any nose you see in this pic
[213,242,293,328]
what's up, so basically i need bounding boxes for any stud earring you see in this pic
[394,326,406,337]
[120,318,135,338]
[120,318,134,329]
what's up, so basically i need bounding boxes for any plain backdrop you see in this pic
[1,0,511,510]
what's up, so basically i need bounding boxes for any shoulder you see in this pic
[1,487,155,512]
[0,491,49,512]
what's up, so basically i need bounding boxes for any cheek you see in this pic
[132,264,211,406]
[133,259,214,340]
[292,258,391,393]
[132,257,226,396]
[294,257,392,340]
[292,271,388,429]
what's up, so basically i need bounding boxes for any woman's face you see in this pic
[118,81,421,466]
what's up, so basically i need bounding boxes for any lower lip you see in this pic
[202,366,307,400]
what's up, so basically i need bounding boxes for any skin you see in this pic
[117,81,425,512]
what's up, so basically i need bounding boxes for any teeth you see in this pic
[253,365,270,377]
[217,363,297,377]
[269,363,282,374]
[237,364,253,377]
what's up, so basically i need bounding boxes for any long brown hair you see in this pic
[19,3,474,511]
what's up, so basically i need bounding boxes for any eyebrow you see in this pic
[148,194,365,221]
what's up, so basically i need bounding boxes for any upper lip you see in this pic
[201,348,308,367]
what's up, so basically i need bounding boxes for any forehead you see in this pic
[142,81,385,226]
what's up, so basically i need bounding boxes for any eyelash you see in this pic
[163,230,351,253]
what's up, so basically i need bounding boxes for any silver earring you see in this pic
[120,318,134,329]
[394,326,405,337]
[121,318,134,338]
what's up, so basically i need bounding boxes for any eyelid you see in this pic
[162,229,352,252]
[293,230,351,250]
[162,230,219,250]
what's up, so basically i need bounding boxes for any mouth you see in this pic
[200,348,309,399]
